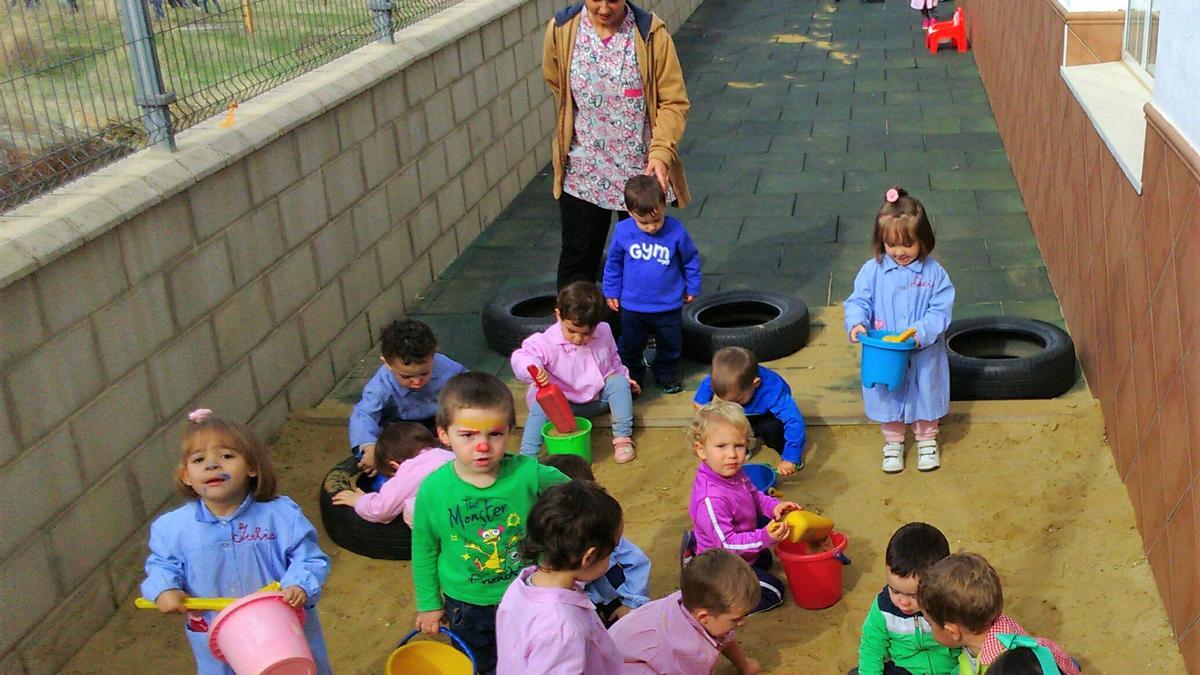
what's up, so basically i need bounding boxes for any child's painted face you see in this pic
[886,569,922,615]
[438,407,511,478]
[181,440,254,514]
[693,420,749,478]
[884,240,920,266]
[631,207,666,235]
[555,311,597,346]
[697,604,751,639]
[384,355,435,390]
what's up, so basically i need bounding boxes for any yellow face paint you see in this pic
[452,412,508,432]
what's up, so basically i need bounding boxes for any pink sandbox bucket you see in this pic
[208,591,315,675]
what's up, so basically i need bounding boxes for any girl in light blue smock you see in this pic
[142,409,332,674]
[844,187,955,474]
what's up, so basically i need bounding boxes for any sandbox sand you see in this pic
[63,409,1183,673]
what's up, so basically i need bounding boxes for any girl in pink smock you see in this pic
[332,422,452,525]
[496,481,625,674]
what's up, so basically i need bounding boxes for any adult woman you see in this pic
[543,0,691,289]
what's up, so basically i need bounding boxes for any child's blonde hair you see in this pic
[710,347,758,399]
[917,552,1003,632]
[681,549,760,615]
[689,400,754,447]
[175,412,277,501]
[873,186,935,263]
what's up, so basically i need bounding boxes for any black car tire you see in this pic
[318,456,412,560]
[945,316,1077,400]
[681,290,810,362]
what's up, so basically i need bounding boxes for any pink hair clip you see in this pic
[187,408,213,424]
[885,188,900,203]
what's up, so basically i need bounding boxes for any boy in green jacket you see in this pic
[411,372,568,674]
[852,522,960,675]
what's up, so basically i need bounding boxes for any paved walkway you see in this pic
[349,0,1061,386]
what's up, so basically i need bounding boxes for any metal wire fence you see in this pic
[1,0,460,212]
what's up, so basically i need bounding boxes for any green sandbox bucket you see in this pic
[541,417,592,462]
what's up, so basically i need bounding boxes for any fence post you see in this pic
[117,0,177,150]
[370,0,395,43]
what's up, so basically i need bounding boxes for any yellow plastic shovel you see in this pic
[882,327,917,343]
[134,582,281,611]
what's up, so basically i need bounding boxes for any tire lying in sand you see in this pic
[945,316,1077,400]
[318,457,411,560]
[682,290,810,363]
[481,283,620,356]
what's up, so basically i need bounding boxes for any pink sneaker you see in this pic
[921,17,931,29]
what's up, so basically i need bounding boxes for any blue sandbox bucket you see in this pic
[743,464,777,492]
[860,330,917,391]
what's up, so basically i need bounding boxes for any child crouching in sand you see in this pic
[332,422,452,525]
[610,549,762,674]
[687,400,802,614]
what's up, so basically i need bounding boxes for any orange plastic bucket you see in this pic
[776,531,850,609]
[208,591,315,675]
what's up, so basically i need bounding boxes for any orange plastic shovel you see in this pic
[882,327,917,343]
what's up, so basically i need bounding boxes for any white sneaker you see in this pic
[916,440,941,471]
[882,442,904,473]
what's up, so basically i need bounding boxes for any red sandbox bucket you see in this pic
[208,591,316,675]
[776,531,850,609]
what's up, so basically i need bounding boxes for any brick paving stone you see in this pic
[383,0,1063,355]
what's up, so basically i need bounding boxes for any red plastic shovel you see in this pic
[528,365,577,433]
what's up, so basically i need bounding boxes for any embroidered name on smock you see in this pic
[911,278,934,288]
[232,523,278,542]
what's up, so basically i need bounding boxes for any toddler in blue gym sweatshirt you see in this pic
[603,175,702,392]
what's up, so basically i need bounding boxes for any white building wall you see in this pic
[1151,0,1200,152]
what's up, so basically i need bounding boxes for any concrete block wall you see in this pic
[0,0,701,670]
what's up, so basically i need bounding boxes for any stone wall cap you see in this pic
[0,0,528,292]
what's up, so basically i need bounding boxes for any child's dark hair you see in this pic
[435,372,517,430]
[873,186,935,263]
[176,412,277,501]
[624,174,666,214]
[917,552,1004,632]
[710,346,758,398]
[988,648,1046,675]
[885,522,950,577]
[522,480,622,571]
[681,549,760,615]
[540,454,594,481]
[380,319,437,364]
[375,422,440,478]
[556,281,608,327]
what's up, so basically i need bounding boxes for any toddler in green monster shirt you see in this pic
[410,372,568,674]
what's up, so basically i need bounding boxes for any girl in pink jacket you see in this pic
[332,422,452,526]
[687,401,801,614]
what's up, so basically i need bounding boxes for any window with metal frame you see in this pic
[1122,0,1159,86]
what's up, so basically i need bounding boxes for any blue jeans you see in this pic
[444,596,498,675]
[618,308,684,385]
[520,375,634,455]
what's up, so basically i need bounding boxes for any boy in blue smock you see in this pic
[349,319,466,489]
[602,174,702,394]
[692,346,808,475]
[541,454,651,626]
